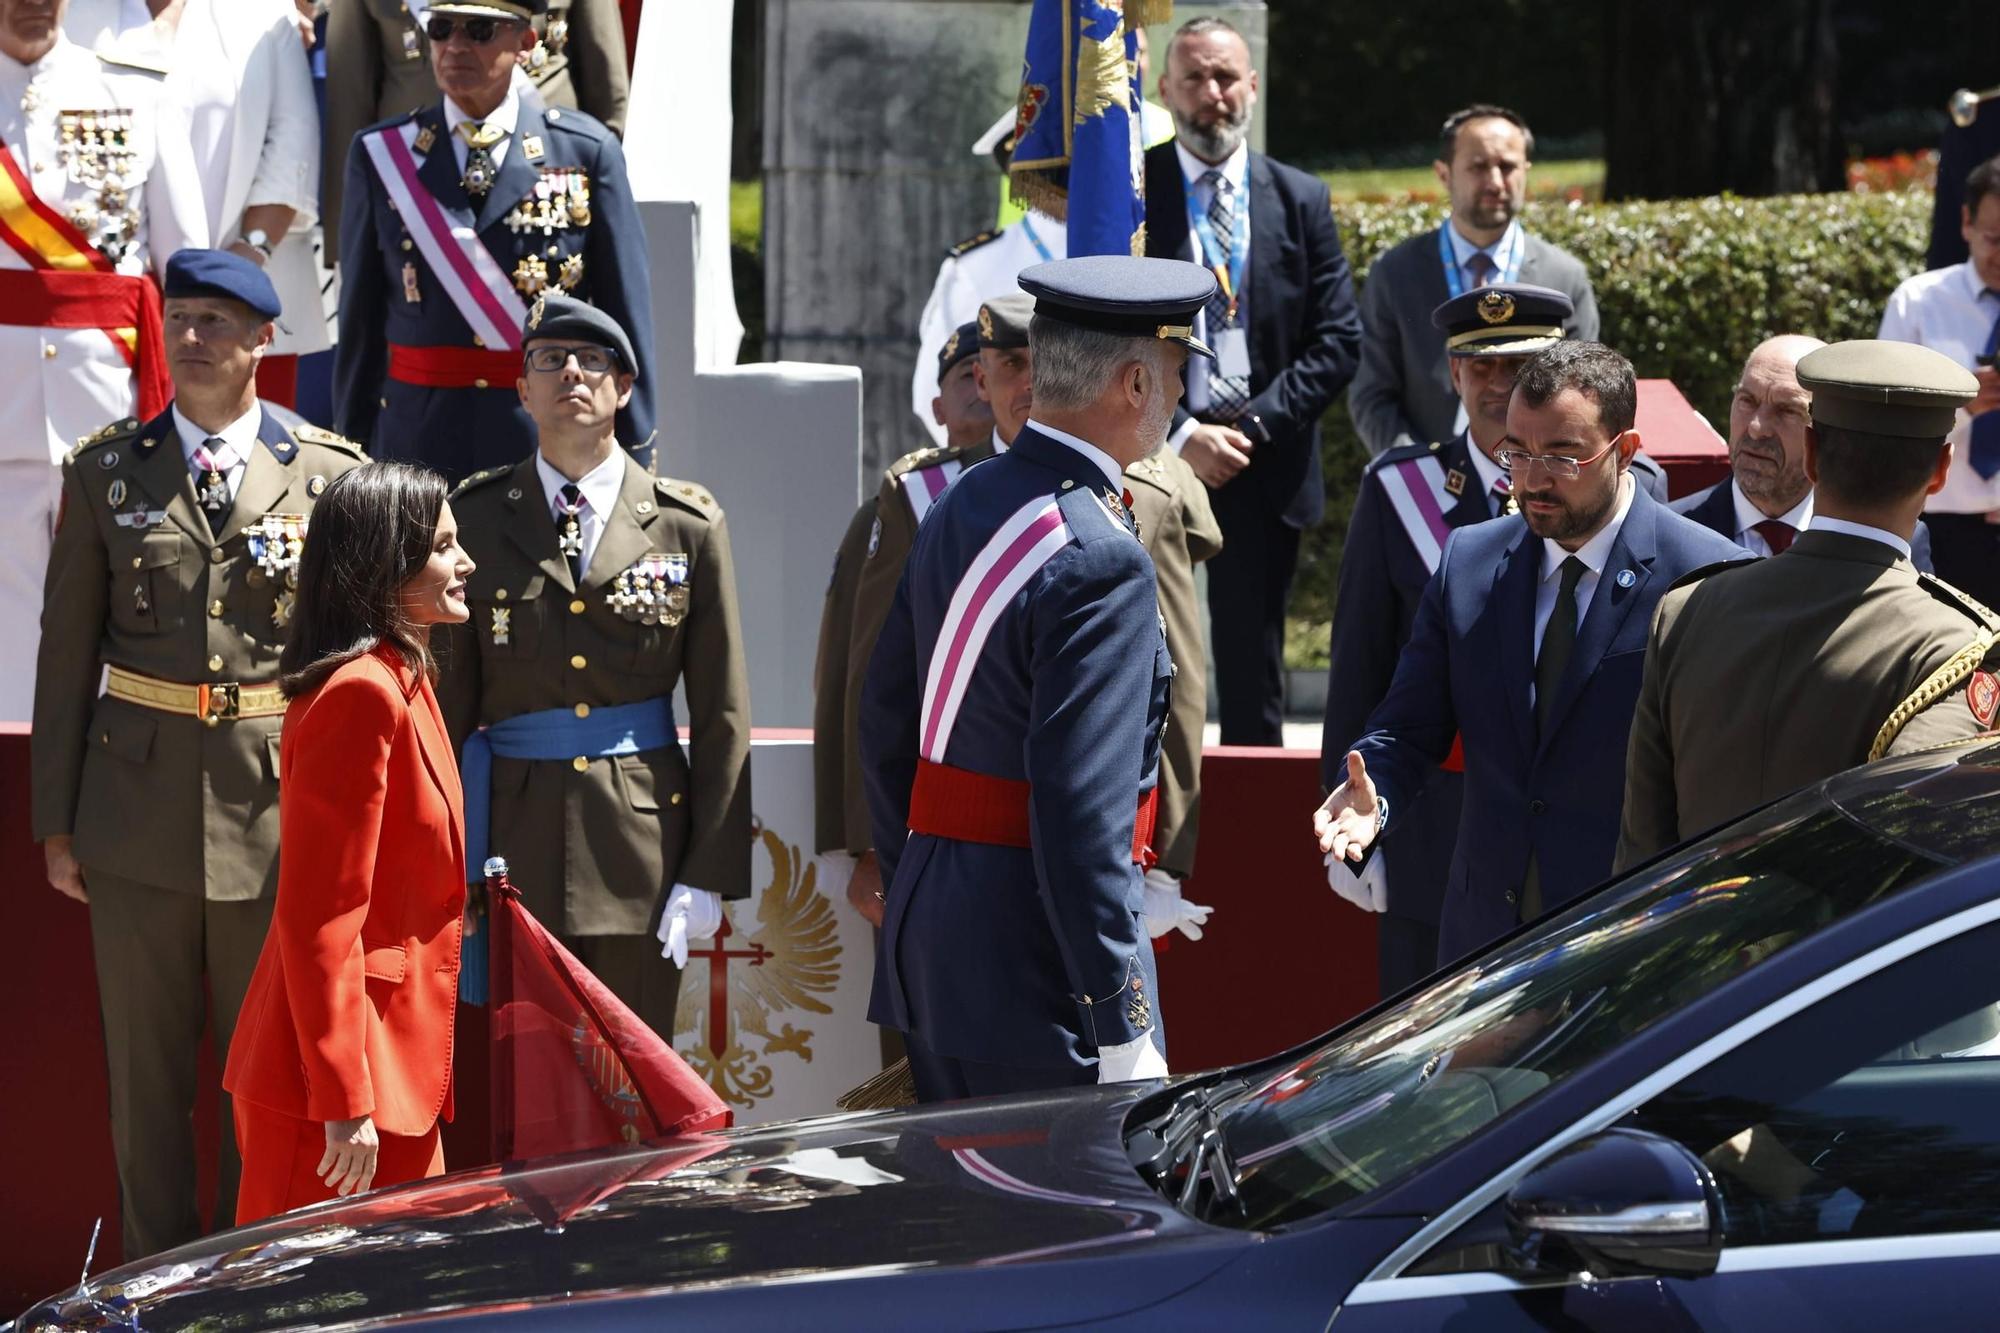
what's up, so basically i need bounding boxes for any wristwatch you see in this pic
[242,228,273,261]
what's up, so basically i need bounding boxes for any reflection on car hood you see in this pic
[19,1085,1244,1330]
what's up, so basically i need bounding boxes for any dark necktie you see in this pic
[191,437,234,528]
[1972,293,2000,479]
[1535,556,1586,736]
[1752,518,1796,555]
[1466,249,1497,288]
[555,483,588,585]
[1199,170,1250,423]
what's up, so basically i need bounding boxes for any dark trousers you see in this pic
[1924,512,2000,610]
[567,932,683,1040]
[86,870,272,1262]
[1377,914,1441,1000]
[1207,484,1303,746]
[906,1034,1096,1103]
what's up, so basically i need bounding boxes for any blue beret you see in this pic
[1431,282,1574,357]
[1018,256,1218,360]
[522,292,638,376]
[163,248,281,319]
[936,319,981,384]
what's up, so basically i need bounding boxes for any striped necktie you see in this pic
[1200,170,1250,423]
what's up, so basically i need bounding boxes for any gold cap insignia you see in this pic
[978,306,995,342]
[527,290,548,330]
[942,330,960,361]
[1477,290,1516,325]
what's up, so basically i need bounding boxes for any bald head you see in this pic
[1728,334,1826,517]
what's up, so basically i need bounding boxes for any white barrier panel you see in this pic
[673,737,882,1126]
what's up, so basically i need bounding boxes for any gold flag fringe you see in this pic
[834,1057,918,1111]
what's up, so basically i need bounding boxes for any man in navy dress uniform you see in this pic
[1320,283,1574,998]
[332,0,655,483]
[1315,341,1746,967]
[859,256,1213,1102]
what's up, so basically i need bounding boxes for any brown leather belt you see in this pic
[106,665,285,727]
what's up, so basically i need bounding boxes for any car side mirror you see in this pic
[1504,1127,1722,1280]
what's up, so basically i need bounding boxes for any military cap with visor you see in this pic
[522,291,637,376]
[426,0,545,24]
[936,319,981,384]
[1432,282,1574,357]
[1795,339,1981,440]
[1017,256,1218,360]
[164,247,282,320]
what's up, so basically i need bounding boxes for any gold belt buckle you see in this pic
[200,682,241,725]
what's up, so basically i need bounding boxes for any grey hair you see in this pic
[1029,316,1173,411]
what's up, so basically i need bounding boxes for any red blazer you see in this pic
[225,644,466,1135]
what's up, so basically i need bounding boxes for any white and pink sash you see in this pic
[363,121,528,352]
[904,458,964,524]
[919,497,1070,762]
[1375,454,1457,575]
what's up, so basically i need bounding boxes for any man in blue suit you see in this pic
[333,0,654,483]
[1316,341,1747,967]
[860,256,1212,1102]
[1321,284,1574,999]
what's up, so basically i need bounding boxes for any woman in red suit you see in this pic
[225,461,476,1221]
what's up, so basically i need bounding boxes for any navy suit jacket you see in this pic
[1144,141,1362,529]
[334,95,657,480]
[859,427,1172,1069]
[1352,482,1748,965]
[1673,480,1934,573]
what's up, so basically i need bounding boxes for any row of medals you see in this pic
[508,171,592,295]
[490,554,689,646]
[56,109,143,266]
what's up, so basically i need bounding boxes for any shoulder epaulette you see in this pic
[1668,556,1759,594]
[945,229,1001,259]
[1918,571,2000,631]
[654,474,719,516]
[539,104,610,139]
[292,424,365,457]
[1365,438,1444,475]
[1124,450,1174,494]
[449,465,512,501]
[885,445,961,483]
[1869,620,2000,761]
[68,417,141,463]
[95,49,169,77]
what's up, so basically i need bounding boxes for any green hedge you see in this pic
[1289,190,1933,668]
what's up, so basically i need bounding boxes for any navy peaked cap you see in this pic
[1018,256,1218,360]
[1431,282,1574,357]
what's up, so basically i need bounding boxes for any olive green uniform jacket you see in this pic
[1615,529,2000,871]
[438,452,751,936]
[31,406,365,897]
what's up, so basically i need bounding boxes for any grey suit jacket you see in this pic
[1348,225,1600,456]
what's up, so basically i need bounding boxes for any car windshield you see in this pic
[1215,802,1950,1230]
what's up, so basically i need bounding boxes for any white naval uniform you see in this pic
[0,36,202,722]
[909,211,1067,446]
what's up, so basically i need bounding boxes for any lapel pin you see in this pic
[1615,568,1637,589]
[1444,468,1466,497]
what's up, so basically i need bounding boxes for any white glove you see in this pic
[1096,1032,1169,1084]
[1325,848,1389,913]
[1141,867,1214,941]
[656,884,724,967]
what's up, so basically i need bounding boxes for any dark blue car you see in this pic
[19,739,2000,1330]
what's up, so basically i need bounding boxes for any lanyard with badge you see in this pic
[1437,220,1523,298]
[1182,166,1252,381]
[1021,214,1054,263]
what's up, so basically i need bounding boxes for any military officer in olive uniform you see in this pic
[438,294,750,1037]
[1618,340,2000,870]
[30,250,365,1261]
[334,0,654,482]
[321,0,629,255]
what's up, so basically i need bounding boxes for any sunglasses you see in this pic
[525,345,619,374]
[424,14,514,43]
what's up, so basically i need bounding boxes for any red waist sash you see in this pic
[908,759,1159,866]
[387,343,522,388]
[0,267,168,419]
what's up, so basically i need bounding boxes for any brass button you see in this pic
[99,732,108,744]
[41,343,56,360]
[669,792,683,806]
[210,547,225,563]
[569,598,585,614]
[474,377,489,389]
[571,755,588,772]
[131,557,142,569]
[635,500,652,515]
[472,335,485,348]
[400,238,413,251]
[569,654,586,669]
[208,600,224,618]
[574,703,590,718]
[204,715,220,729]
[207,654,224,671]
[494,587,509,601]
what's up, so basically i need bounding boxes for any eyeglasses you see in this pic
[1494,432,1624,482]
[424,15,511,43]
[525,344,618,374]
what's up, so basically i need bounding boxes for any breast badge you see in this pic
[609,552,690,626]
[106,479,126,508]
[505,168,591,236]
[490,605,512,646]
[402,261,422,304]
[513,254,549,296]
[57,109,141,264]
[247,514,307,591]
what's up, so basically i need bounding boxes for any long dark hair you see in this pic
[279,461,450,698]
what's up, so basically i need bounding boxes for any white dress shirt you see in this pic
[1445,217,1525,291]
[535,448,624,576]
[1175,139,1252,296]
[1729,480,1814,556]
[1878,260,2000,514]
[173,402,262,501]
[1531,472,1636,704]
[991,427,1011,455]
[1465,434,1509,505]
[444,85,521,174]
[1025,418,1123,490]
[1807,514,1913,562]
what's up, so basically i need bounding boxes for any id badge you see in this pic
[1216,327,1251,379]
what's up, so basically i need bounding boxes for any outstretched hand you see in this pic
[1313,751,1382,865]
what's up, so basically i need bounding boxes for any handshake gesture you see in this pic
[1313,752,1389,912]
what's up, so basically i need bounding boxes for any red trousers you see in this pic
[235,1105,444,1225]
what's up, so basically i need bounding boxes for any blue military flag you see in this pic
[1008,0,1172,257]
